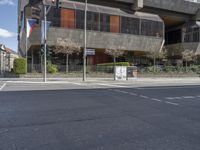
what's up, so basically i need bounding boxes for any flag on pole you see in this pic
[41,20,51,44]
[26,19,37,38]
[19,13,25,39]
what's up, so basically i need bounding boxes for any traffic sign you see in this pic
[86,49,95,56]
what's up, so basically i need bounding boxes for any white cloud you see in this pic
[0,0,14,5]
[0,28,17,38]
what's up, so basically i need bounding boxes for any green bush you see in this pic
[97,62,130,73]
[163,66,176,73]
[13,58,26,74]
[47,64,57,74]
[189,65,200,73]
[97,62,130,66]
[146,66,162,73]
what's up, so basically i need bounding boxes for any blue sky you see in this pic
[0,0,17,51]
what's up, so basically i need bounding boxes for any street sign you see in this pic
[86,49,95,56]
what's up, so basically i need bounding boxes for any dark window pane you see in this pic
[121,17,139,35]
[100,14,110,32]
[183,22,200,42]
[47,7,60,27]
[76,10,84,29]
[87,11,99,31]
[165,29,181,44]
[141,20,163,37]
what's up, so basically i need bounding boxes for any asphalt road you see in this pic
[0,83,200,150]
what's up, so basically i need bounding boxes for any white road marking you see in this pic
[183,96,195,99]
[174,97,182,100]
[97,83,128,88]
[165,96,199,100]
[0,83,7,91]
[139,95,149,99]
[166,97,175,100]
[129,93,138,96]
[136,85,200,90]
[118,90,129,94]
[165,101,179,106]
[6,81,83,86]
[151,98,162,102]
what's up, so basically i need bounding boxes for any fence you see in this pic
[26,64,115,78]
[4,64,200,78]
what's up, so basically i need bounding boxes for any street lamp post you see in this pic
[83,0,87,82]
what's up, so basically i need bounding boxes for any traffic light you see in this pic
[31,6,40,23]
[52,0,60,9]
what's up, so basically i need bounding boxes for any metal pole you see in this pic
[25,32,28,74]
[31,50,34,73]
[83,0,87,81]
[44,5,47,82]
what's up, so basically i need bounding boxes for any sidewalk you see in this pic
[1,77,200,86]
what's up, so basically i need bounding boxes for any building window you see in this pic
[183,22,200,43]
[165,29,182,44]
[76,10,85,29]
[100,14,110,32]
[47,7,60,27]
[87,11,99,31]
[141,20,163,37]
[121,17,139,35]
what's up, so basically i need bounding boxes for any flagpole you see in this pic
[25,19,28,74]
[83,0,87,82]
[44,5,47,83]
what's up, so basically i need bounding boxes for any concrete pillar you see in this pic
[194,8,200,20]
[0,51,2,75]
[132,0,143,11]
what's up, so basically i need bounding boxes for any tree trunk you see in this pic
[153,57,156,73]
[113,57,116,80]
[31,50,34,73]
[186,61,188,72]
[66,54,69,73]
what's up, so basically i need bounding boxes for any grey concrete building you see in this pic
[18,0,200,69]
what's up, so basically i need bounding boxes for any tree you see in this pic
[105,47,126,65]
[53,38,81,73]
[146,47,167,72]
[182,49,196,71]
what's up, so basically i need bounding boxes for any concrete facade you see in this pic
[25,27,163,52]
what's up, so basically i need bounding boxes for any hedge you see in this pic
[13,58,26,74]
[97,62,130,73]
[140,65,200,74]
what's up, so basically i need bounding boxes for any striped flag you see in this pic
[26,19,37,38]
